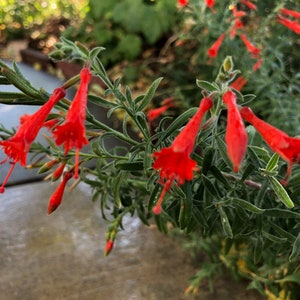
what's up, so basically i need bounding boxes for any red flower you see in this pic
[232,6,247,18]
[0,87,66,193]
[239,34,260,58]
[230,76,248,91]
[240,107,300,182]
[152,96,213,214]
[277,15,300,34]
[178,0,188,7]
[240,0,257,10]
[53,67,92,179]
[252,58,263,71]
[280,8,300,19]
[147,97,174,122]
[207,34,225,58]
[47,171,73,214]
[223,90,248,172]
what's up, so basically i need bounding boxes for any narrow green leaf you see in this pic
[88,94,117,109]
[268,176,294,208]
[218,206,233,238]
[264,208,300,219]
[262,230,287,243]
[231,197,265,214]
[210,166,230,188]
[215,135,232,169]
[202,147,214,175]
[289,232,300,262]
[265,153,280,172]
[137,77,163,111]
[201,174,221,200]
[115,161,144,171]
[254,235,263,264]
[89,46,105,62]
[275,274,300,284]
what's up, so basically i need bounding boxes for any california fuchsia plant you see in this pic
[1,1,300,299]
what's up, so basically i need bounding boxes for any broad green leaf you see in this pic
[196,79,219,92]
[268,176,294,208]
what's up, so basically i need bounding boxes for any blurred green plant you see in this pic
[63,0,180,66]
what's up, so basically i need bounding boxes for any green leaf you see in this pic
[202,147,214,175]
[196,80,219,92]
[210,166,231,188]
[289,232,300,262]
[201,174,221,200]
[218,206,233,238]
[275,274,300,284]
[265,153,280,172]
[115,161,144,171]
[268,176,294,208]
[88,94,117,109]
[264,208,300,219]
[262,230,287,243]
[231,198,265,214]
[215,135,232,169]
[89,46,105,62]
[137,77,163,111]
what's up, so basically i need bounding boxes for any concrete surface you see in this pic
[0,180,263,300]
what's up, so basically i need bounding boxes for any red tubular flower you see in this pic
[53,67,92,179]
[223,90,248,172]
[240,107,300,182]
[280,8,300,19]
[207,34,225,58]
[47,171,73,214]
[232,6,247,18]
[230,76,247,91]
[252,58,263,71]
[178,0,188,7]
[240,0,257,10]
[0,87,66,193]
[147,97,174,122]
[239,34,260,58]
[277,15,300,34]
[152,97,213,214]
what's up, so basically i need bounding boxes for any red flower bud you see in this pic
[104,240,114,256]
[47,171,73,214]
